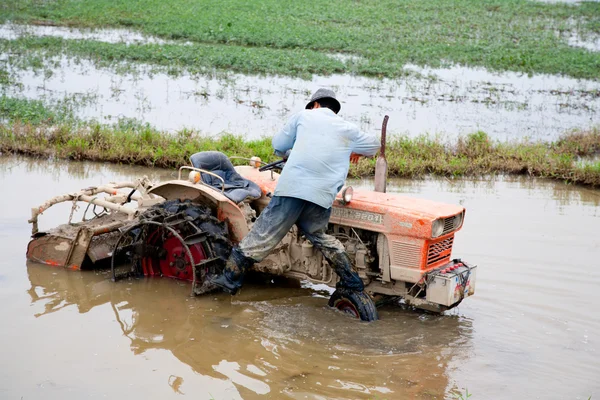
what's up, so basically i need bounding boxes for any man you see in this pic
[210,88,381,296]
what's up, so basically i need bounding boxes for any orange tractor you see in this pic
[26,125,477,319]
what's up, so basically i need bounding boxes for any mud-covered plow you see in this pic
[27,178,159,269]
[26,168,235,295]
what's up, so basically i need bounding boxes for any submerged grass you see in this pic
[0,96,59,125]
[1,0,599,79]
[0,36,349,78]
[1,98,598,187]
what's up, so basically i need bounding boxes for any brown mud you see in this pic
[0,155,599,399]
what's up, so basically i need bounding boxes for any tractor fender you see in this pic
[148,181,249,243]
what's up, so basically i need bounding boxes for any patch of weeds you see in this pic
[113,117,150,132]
[457,131,492,158]
[0,96,58,124]
[0,93,81,125]
[0,67,11,86]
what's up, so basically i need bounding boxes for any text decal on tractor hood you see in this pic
[332,208,384,224]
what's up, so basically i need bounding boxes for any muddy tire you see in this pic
[328,289,379,322]
[153,199,231,262]
[112,199,231,288]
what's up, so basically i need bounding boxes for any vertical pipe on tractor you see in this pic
[374,115,389,193]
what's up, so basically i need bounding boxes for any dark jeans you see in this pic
[232,195,364,291]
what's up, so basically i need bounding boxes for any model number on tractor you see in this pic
[332,208,383,224]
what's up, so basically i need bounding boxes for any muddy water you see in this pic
[2,52,599,141]
[1,155,599,399]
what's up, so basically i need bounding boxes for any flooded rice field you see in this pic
[3,57,599,141]
[0,155,599,399]
[1,23,599,140]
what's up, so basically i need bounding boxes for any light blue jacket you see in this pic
[272,108,381,209]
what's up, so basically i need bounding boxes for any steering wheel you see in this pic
[259,159,286,172]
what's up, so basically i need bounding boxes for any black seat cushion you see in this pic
[189,151,262,204]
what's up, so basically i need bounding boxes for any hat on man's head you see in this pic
[305,88,341,114]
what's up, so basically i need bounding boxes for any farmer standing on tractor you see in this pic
[210,88,381,299]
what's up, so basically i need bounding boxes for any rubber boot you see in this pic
[329,251,365,291]
[209,249,254,295]
[193,258,226,295]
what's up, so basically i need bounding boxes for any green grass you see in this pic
[1,0,599,79]
[0,120,276,166]
[0,96,63,124]
[0,36,349,78]
[1,97,599,187]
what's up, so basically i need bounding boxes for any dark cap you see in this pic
[305,88,341,114]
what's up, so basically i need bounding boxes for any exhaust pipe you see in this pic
[374,115,389,193]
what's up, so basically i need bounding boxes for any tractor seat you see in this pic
[189,151,262,204]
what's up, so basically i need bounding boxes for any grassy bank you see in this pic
[1,0,600,79]
[1,119,598,187]
[2,97,599,187]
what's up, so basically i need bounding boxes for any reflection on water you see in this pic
[3,55,599,140]
[26,262,470,399]
[1,155,599,399]
[566,31,600,52]
[0,155,175,183]
[354,174,600,210]
[0,22,176,45]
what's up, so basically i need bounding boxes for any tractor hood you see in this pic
[331,189,465,238]
[340,189,463,220]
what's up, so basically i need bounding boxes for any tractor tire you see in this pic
[152,199,231,262]
[328,289,379,322]
[112,199,232,288]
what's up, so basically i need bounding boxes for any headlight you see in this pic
[453,212,464,230]
[341,186,353,205]
[432,219,444,238]
[249,156,262,169]
[188,171,201,184]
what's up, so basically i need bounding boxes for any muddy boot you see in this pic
[329,251,365,291]
[194,279,221,295]
[209,249,254,295]
[192,258,226,295]
[209,259,243,295]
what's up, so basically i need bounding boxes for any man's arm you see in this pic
[272,112,300,157]
[351,130,381,157]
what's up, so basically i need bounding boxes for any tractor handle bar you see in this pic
[228,156,268,166]
[259,159,285,172]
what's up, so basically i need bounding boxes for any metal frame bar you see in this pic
[178,166,225,193]
[28,180,150,234]
[228,156,268,166]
